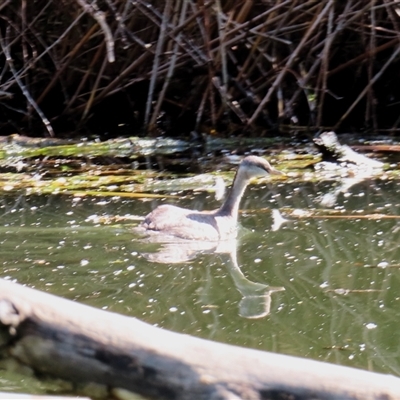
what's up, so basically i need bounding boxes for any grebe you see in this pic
[139,155,282,241]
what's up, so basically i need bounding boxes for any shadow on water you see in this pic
[1,176,400,393]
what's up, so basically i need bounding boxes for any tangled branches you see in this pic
[0,0,400,137]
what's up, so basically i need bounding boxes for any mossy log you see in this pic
[0,279,399,400]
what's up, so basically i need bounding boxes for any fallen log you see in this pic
[351,144,400,152]
[0,279,399,400]
[0,393,90,400]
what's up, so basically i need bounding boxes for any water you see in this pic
[1,177,400,393]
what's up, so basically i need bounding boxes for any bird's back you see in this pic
[140,204,235,241]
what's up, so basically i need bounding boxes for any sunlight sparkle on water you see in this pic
[377,261,389,268]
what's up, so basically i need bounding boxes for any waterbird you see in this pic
[138,155,283,241]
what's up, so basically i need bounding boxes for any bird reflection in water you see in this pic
[139,236,284,319]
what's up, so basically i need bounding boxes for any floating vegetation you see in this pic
[286,211,400,220]
[0,133,396,199]
[325,289,383,295]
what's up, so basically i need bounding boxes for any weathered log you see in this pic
[0,279,399,400]
[0,393,90,400]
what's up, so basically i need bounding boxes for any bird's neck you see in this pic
[216,169,249,219]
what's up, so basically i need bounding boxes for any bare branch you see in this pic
[0,31,55,137]
[75,0,115,63]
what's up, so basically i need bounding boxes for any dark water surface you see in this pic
[1,177,400,393]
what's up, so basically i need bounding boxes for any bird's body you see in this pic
[141,205,236,241]
[139,156,282,241]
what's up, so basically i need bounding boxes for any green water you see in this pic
[1,178,400,393]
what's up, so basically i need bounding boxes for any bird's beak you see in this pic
[270,168,286,176]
